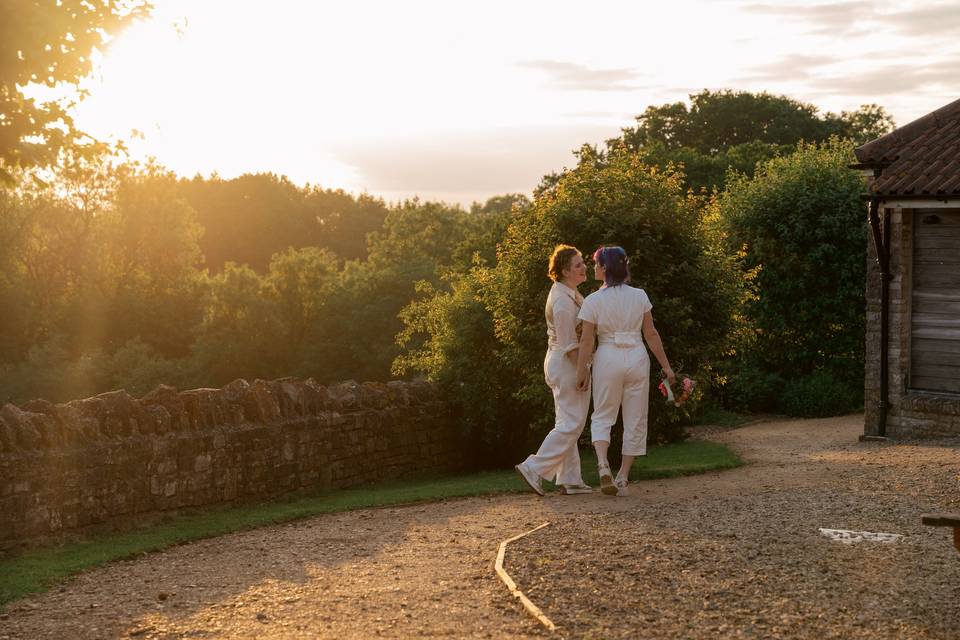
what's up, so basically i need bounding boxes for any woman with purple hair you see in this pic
[575,246,675,496]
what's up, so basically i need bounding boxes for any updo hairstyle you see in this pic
[593,245,630,286]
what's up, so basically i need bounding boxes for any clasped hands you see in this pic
[576,365,675,392]
[576,366,590,392]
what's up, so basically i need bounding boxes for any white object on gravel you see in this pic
[818,528,904,544]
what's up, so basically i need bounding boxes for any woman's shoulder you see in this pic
[549,283,579,309]
[583,287,606,302]
[625,285,651,303]
[579,288,603,311]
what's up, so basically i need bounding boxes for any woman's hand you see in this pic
[575,320,596,392]
[576,368,590,391]
[664,366,676,385]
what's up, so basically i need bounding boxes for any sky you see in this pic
[70,0,960,207]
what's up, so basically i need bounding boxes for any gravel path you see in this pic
[2,414,959,639]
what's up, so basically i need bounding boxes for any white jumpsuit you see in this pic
[578,285,653,456]
[522,281,590,486]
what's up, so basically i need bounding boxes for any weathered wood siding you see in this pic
[911,209,960,393]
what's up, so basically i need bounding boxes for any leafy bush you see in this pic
[780,370,862,418]
[394,272,526,466]
[716,359,785,414]
[715,138,867,391]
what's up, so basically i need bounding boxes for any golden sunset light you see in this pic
[4,3,960,635]
[68,0,958,205]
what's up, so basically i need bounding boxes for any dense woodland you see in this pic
[1,1,893,465]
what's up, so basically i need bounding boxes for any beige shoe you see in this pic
[598,462,617,496]
[559,483,593,495]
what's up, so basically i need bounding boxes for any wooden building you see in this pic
[853,97,960,439]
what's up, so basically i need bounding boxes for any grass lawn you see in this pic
[696,407,750,428]
[0,439,740,605]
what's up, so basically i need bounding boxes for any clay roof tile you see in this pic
[854,97,960,198]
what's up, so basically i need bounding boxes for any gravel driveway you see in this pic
[2,414,959,639]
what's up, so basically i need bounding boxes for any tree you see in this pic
[0,150,121,361]
[714,138,867,406]
[324,199,475,382]
[837,103,896,146]
[618,90,831,154]
[264,246,341,377]
[175,174,390,270]
[98,165,206,356]
[176,173,319,272]
[393,270,512,465]
[611,90,894,191]
[0,0,151,182]
[190,263,283,385]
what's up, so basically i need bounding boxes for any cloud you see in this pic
[805,57,960,95]
[739,54,838,82]
[516,60,646,92]
[883,3,960,37]
[332,124,618,204]
[736,44,960,102]
[742,1,960,38]
[742,1,873,35]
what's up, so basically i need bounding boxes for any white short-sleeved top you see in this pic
[545,281,583,354]
[578,285,652,345]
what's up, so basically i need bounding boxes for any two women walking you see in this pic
[515,244,675,497]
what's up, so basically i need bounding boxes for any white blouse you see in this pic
[578,285,652,347]
[545,281,583,354]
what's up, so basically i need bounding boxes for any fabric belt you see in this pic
[597,331,643,348]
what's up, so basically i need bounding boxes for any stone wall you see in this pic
[0,378,460,551]
[864,206,960,438]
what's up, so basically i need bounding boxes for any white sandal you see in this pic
[615,477,629,497]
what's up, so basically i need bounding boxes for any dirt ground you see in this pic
[2,414,959,639]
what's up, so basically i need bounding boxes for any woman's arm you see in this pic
[576,321,596,391]
[553,305,580,364]
[642,311,675,384]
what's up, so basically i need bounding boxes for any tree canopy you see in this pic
[617,89,895,154]
[713,138,867,413]
[1,0,151,182]
[607,90,895,192]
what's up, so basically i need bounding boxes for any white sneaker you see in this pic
[515,461,545,496]
[559,483,593,495]
[615,478,629,497]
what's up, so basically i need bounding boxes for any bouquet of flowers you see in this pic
[658,374,696,408]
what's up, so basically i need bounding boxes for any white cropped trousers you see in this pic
[589,343,650,456]
[523,349,590,485]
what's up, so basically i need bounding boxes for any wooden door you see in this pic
[911,208,960,393]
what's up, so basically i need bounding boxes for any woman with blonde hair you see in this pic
[576,245,675,496]
[515,244,593,496]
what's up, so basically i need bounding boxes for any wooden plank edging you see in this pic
[494,522,556,632]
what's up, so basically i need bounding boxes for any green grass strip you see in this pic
[0,439,740,605]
